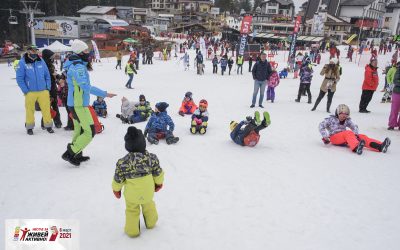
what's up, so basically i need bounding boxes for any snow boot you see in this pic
[166,136,179,145]
[178,111,185,117]
[147,137,159,145]
[254,111,261,126]
[262,111,271,126]
[61,145,80,166]
[380,137,391,153]
[47,127,54,134]
[199,127,206,135]
[353,140,365,155]
[76,152,90,162]
[27,129,33,135]
[295,98,300,102]
[190,126,197,134]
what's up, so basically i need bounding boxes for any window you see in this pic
[387,8,393,13]
[385,17,391,22]
[267,9,276,14]
[268,2,277,6]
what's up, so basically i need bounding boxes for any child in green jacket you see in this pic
[112,126,164,237]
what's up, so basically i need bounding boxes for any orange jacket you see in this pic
[179,100,197,114]
[362,64,379,91]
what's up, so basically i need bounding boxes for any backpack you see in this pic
[243,131,260,147]
[88,106,104,134]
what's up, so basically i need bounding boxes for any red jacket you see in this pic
[362,64,379,90]
[179,100,197,114]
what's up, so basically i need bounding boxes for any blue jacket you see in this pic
[63,54,107,107]
[252,60,272,81]
[230,121,246,146]
[145,111,175,132]
[299,65,313,84]
[220,58,228,67]
[196,54,203,64]
[93,100,107,110]
[16,54,51,94]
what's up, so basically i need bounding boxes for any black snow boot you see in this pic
[380,137,391,153]
[353,140,365,155]
[27,129,33,135]
[76,152,90,162]
[147,137,159,145]
[166,136,179,145]
[61,144,80,166]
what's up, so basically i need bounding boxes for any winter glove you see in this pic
[144,129,148,138]
[113,190,121,199]
[322,137,330,144]
[155,184,163,192]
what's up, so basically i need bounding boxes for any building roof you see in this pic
[387,3,400,8]
[262,0,294,5]
[78,6,116,14]
[38,16,90,22]
[340,0,375,6]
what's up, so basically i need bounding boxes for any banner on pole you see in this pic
[238,15,253,56]
[91,40,101,61]
[289,15,302,60]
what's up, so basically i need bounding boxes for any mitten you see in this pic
[155,184,163,192]
[113,190,121,199]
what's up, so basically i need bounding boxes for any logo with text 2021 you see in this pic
[13,225,73,242]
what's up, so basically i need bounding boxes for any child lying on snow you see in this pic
[116,95,153,124]
[179,91,197,116]
[230,111,271,147]
[279,67,288,79]
[319,104,391,155]
[112,126,164,237]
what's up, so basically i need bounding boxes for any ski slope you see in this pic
[0,47,399,250]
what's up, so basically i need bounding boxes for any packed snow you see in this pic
[1,46,399,250]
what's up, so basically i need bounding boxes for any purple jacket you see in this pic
[268,71,280,87]
[319,116,359,138]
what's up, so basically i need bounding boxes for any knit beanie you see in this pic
[155,102,169,112]
[124,126,146,153]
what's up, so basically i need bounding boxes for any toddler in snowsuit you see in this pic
[92,96,107,118]
[319,104,391,155]
[220,55,228,75]
[116,96,136,123]
[279,68,288,78]
[190,99,209,135]
[117,95,153,124]
[144,102,179,145]
[295,59,313,103]
[212,55,219,74]
[230,111,271,147]
[266,67,280,103]
[179,91,197,116]
[112,126,164,237]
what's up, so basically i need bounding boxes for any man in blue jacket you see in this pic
[61,39,116,166]
[251,51,272,108]
[16,45,53,135]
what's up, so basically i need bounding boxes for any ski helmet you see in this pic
[335,104,350,116]
[185,91,193,99]
[199,99,208,108]
[230,121,238,131]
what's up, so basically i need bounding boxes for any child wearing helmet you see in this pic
[179,92,198,116]
[191,99,209,134]
[319,104,391,155]
[230,111,271,147]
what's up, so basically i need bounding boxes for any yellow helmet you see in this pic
[230,121,238,131]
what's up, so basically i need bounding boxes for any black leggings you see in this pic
[297,84,312,101]
[313,89,335,111]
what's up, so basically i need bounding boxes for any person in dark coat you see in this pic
[251,51,272,108]
[42,49,62,128]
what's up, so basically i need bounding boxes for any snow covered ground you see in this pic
[1,47,399,250]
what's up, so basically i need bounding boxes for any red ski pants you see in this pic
[330,130,381,152]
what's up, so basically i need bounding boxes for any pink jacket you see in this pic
[268,71,280,88]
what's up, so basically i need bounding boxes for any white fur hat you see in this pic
[71,39,88,54]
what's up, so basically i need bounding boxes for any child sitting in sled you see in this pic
[179,91,197,116]
[190,99,209,135]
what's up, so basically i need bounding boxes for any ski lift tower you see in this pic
[20,1,44,45]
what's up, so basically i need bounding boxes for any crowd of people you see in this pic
[11,34,400,238]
